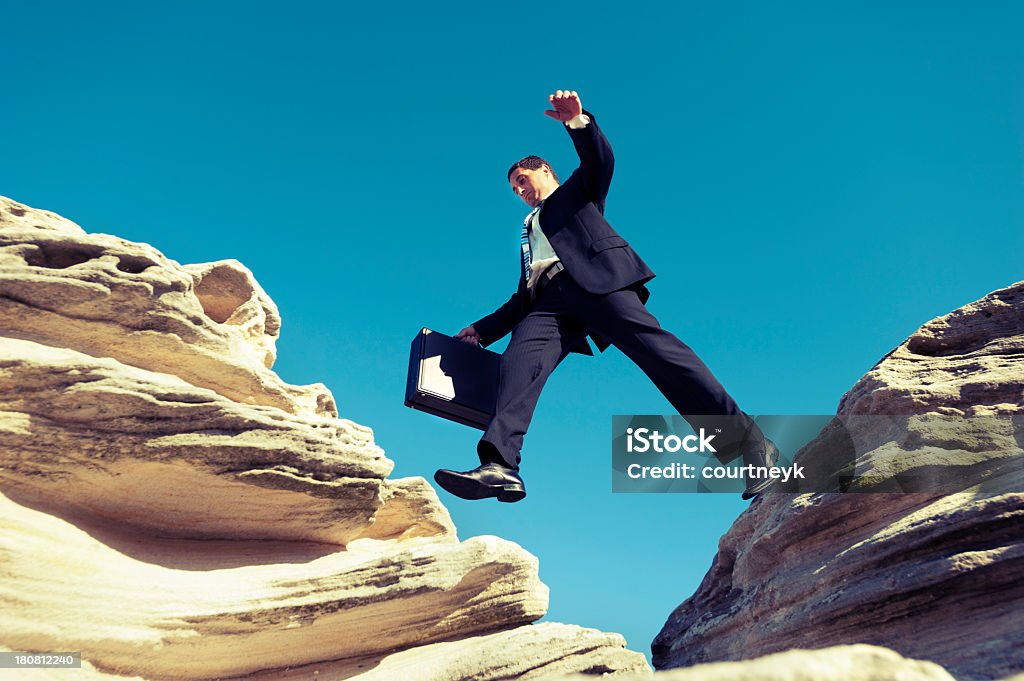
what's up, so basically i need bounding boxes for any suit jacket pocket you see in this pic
[589,235,628,254]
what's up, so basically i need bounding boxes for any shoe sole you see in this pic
[434,470,526,503]
[497,487,527,503]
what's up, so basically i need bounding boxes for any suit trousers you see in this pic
[478,270,764,470]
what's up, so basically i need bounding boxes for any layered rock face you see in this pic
[557,644,960,681]
[0,196,650,680]
[653,281,1024,680]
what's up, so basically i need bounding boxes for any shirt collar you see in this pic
[524,202,542,225]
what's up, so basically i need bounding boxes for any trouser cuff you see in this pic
[477,439,519,471]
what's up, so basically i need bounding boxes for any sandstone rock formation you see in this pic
[653,281,1024,680]
[0,196,650,680]
[556,644,958,681]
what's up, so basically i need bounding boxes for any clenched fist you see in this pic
[544,89,583,123]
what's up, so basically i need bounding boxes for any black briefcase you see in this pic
[405,328,500,430]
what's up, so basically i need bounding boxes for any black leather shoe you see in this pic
[434,462,526,503]
[741,439,780,501]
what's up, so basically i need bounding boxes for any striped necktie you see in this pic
[521,205,540,282]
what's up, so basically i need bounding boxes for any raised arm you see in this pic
[545,89,614,204]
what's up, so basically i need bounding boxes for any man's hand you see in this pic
[455,325,481,345]
[544,89,583,123]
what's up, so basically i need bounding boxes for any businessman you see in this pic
[434,89,778,503]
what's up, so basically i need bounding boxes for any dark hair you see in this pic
[507,155,559,183]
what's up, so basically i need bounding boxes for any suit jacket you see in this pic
[473,109,656,356]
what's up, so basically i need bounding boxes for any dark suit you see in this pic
[473,110,759,470]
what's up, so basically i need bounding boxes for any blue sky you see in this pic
[4,0,1022,663]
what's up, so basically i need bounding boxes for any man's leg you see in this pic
[479,299,585,470]
[570,282,769,469]
[575,285,740,414]
[435,280,585,502]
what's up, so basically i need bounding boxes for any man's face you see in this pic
[509,165,557,208]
